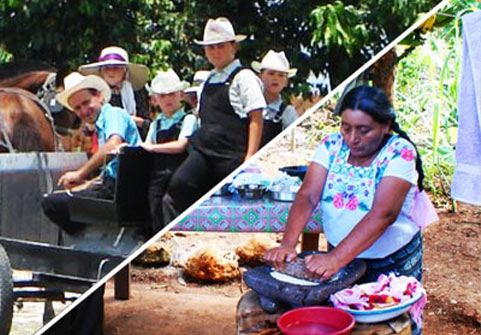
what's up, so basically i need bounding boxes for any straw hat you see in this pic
[251,50,297,78]
[78,46,149,90]
[194,17,246,46]
[56,72,111,111]
[146,69,190,95]
[185,70,210,94]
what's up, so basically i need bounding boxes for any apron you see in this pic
[192,67,247,160]
[152,113,189,171]
[261,101,285,147]
[149,113,190,232]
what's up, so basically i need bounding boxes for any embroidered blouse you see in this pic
[311,132,420,258]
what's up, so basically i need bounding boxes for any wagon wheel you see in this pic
[0,244,13,334]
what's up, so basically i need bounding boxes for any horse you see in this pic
[0,87,56,152]
[0,61,80,153]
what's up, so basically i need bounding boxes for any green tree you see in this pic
[0,0,445,91]
[310,0,441,85]
[0,0,149,75]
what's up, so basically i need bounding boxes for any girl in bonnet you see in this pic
[79,46,151,139]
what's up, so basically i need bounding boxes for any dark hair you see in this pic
[339,85,425,191]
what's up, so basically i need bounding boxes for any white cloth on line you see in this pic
[450,11,481,206]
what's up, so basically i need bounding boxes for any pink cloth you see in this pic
[409,190,439,230]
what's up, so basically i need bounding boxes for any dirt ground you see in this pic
[103,202,480,335]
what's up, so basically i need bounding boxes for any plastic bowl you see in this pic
[277,306,355,335]
[279,165,308,180]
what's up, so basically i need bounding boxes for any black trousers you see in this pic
[162,148,242,226]
[41,178,115,235]
[148,167,174,233]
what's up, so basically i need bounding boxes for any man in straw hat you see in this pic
[41,72,141,235]
[162,17,266,224]
[252,49,299,147]
[79,46,151,139]
[140,69,199,232]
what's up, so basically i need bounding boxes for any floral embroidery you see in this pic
[333,193,344,208]
[320,134,415,213]
[400,147,415,161]
[346,196,359,211]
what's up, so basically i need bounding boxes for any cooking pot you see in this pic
[269,185,300,202]
[235,184,267,200]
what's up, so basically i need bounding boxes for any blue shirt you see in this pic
[95,103,141,179]
[145,108,199,144]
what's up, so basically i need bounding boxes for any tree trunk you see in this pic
[372,49,397,103]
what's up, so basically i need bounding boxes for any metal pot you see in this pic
[269,185,300,202]
[235,184,267,200]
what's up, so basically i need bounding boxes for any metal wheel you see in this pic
[0,244,13,335]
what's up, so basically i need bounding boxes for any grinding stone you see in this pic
[243,251,366,312]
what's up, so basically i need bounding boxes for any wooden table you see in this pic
[172,194,323,251]
[237,290,412,335]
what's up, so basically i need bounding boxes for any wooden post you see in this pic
[114,263,130,300]
[301,233,319,252]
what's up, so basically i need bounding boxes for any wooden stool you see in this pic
[236,290,411,335]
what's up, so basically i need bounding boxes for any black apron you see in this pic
[191,67,247,160]
[149,113,191,232]
[152,113,189,170]
[261,101,286,147]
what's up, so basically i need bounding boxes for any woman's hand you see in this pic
[263,246,298,271]
[304,252,342,281]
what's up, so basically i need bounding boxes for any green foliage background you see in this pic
[0,0,439,90]
[303,0,480,203]
[393,0,480,201]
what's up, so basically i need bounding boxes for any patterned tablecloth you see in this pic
[172,195,323,233]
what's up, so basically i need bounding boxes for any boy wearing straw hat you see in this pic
[42,72,141,234]
[252,50,299,147]
[184,70,210,114]
[162,17,266,223]
[140,69,199,232]
[79,46,151,139]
